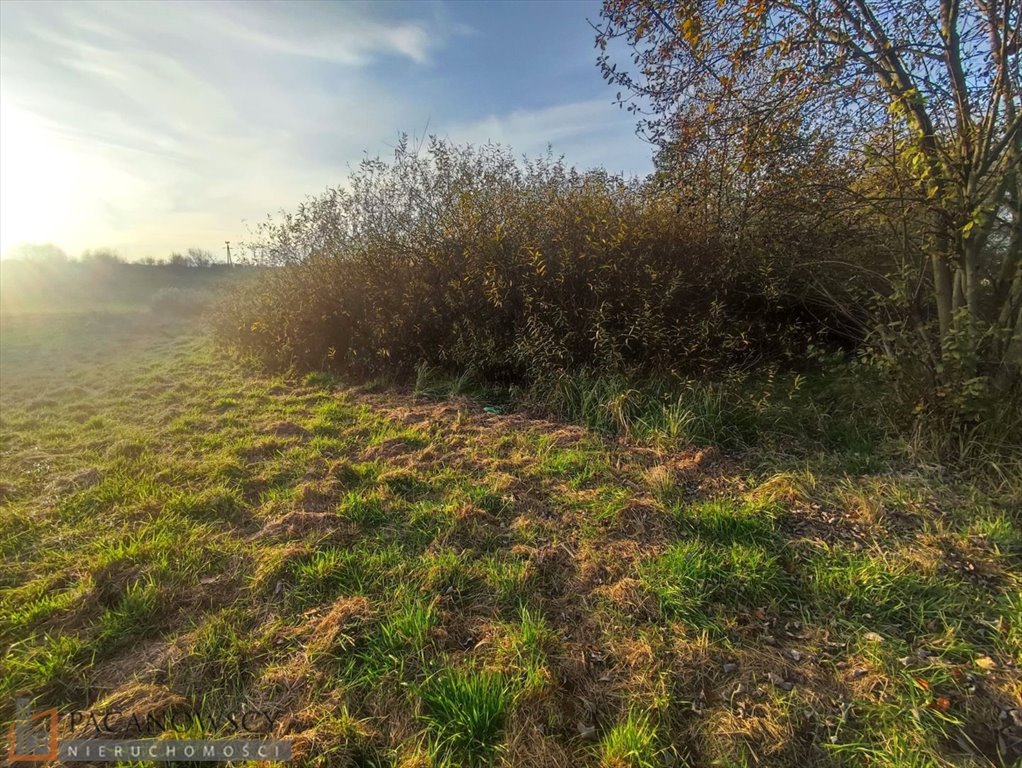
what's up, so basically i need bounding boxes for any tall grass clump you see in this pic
[418,667,512,767]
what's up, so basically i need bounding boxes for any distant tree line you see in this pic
[2,243,248,267]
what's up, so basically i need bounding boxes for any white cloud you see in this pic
[214,6,438,66]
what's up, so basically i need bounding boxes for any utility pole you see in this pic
[224,241,232,267]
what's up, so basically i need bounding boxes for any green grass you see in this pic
[95,575,163,652]
[803,548,989,638]
[600,710,663,768]
[418,667,513,767]
[0,310,1019,767]
[496,605,556,697]
[182,609,262,697]
[284,544,408,608]
[641,539,790,628]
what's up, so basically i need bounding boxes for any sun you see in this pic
[0,100,86,256]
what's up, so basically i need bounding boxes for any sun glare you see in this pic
[0,101,86,256]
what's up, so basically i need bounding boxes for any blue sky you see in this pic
[0,0,652,260]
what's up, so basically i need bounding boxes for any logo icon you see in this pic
[7,698,58,762]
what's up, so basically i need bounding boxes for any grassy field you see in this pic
[0,261,258,317]
[1,310,1020,767]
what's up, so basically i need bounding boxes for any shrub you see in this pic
[214,138,851,384]
[215,138,1022,465]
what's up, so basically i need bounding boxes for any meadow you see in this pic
[1,294,1020,767]
[4,0,1020,764]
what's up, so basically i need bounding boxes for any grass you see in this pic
[600,711,663,768]
[640,539,790,629]
[418,667,513,767]
[0,309,1020,766]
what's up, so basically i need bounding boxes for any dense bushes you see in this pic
[214,139,857,384]
[212,138,1021,466]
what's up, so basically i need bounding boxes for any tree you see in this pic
[187,248,215,267]
[596,0,1021,394]
[3,242,68,263]
[80,248,123,266]
[168,248,216,267]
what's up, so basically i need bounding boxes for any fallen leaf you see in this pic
[930,696,951,712]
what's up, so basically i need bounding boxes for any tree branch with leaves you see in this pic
[597,0,1021,405]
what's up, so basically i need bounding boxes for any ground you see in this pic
[1,310,1020,767]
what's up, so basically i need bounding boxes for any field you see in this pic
[0,260,258,317]
[1,307,1020,767]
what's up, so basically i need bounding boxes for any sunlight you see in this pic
[0,101,85,255]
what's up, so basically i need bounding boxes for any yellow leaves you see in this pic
[742,0,768,25]
[484,268,505,308]
[960,205,991,241]
[528,246,547,278]
[681,16,702,48]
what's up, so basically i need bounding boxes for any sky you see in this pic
[0,0,652,261]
